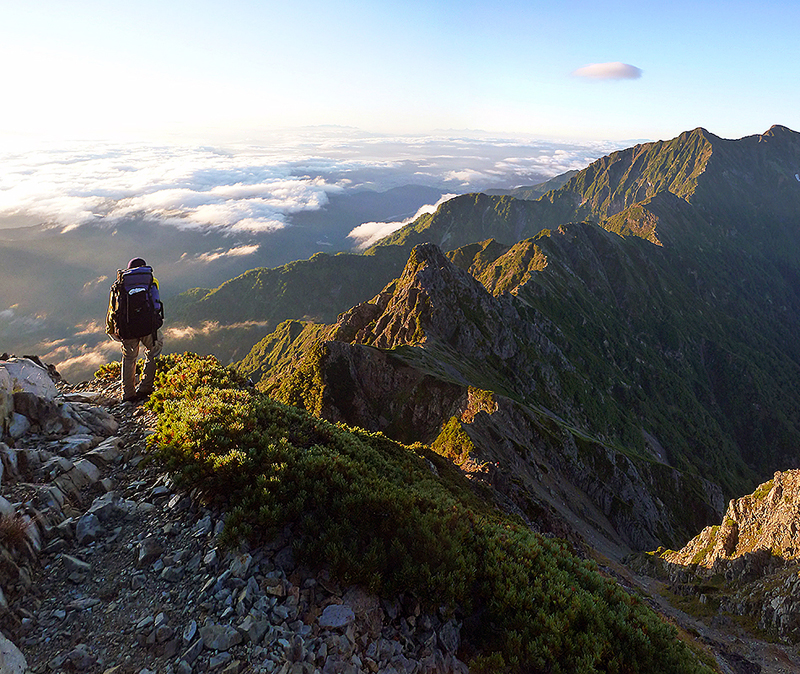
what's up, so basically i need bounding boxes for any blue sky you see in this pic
[2,0,799,143]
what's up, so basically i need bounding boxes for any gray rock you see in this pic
[84,436,123,466]
[182,638,204,664]
[183,619,198,645]
[59,434,96,457]
[438,619,460,653]
[0,445,16,483]
[221,661,243,674]
[88,492,124,522]
[75,512,103,545]
[12,392,63,434]
[61,554,91,574]
[74,457,101,482]
[74,405,119,435]
[0,630,28,674]
[1,358,59,399]
[156,624,175,643]
[151,485,171,499]
[319,604,356,630]
[229,553,252,578]
[137,537,164,567]
[0,368,13,436]
[200,624,242,651]
[154,612,169,630]
[209,651,232,671]
[67,644,97,671]
[8,412,30,440]
[194,515,213,538]
[161,566,184,583]
[0,495,13,520]
[136,615,155,633]
[237,615,269,644]
[176,660,193,674]
[163,638,180,659]
[272,605,290,623]
[204,548,220,568]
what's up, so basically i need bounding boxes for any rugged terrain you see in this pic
[222,126,800,561]
[639,470,800,649]
[0,358,469,674]
[4,125,800,672]
[4,357,800,674]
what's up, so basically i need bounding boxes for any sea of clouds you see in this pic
[0,129,624,237]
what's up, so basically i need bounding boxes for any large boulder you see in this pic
[0,358,59,400]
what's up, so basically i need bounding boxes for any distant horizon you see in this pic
[0,129,629,234]
[2,119,791,151]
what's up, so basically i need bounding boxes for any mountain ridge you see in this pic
[227,125,800,561]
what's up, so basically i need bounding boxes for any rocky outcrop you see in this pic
[461,395,723,552]
[659,471,800,577]
[644,470,800,643]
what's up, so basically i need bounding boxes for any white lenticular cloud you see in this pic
[348,194,458,251]
[572,62,643,80]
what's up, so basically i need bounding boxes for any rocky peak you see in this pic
[762,123,796,139]
[353,243,524,364]
[641,470,800,644]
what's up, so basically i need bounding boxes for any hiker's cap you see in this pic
[128,258,147,269]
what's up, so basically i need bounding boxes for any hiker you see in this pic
[105,257,165,403]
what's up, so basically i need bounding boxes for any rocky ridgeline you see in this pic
[0,357,468,674]
[642,470,800,644]
[275,243,722,552]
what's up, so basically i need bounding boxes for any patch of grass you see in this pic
[432,416,477,465]
[0,514,29,551]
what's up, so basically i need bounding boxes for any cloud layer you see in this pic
[0,130,624,235]
[572,62,643,80]
[348,194,458,250]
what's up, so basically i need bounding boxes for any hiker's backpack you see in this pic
[109,266,164,339]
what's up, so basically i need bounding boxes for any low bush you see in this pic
[137,353,710,674]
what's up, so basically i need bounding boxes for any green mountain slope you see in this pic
[369,125,800,255]
[141,353,713,673]
[233,126,800,552]
[172,125,800,369]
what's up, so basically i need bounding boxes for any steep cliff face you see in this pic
[660,471,800,575]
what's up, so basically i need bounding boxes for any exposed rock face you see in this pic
[646,470,800,643]
[318,341,466,444]
[661,471,800,576]
[462,395,723,551]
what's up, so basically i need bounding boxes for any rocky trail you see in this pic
[0,359,467,674]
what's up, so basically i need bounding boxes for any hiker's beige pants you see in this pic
[121,331,163,399]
